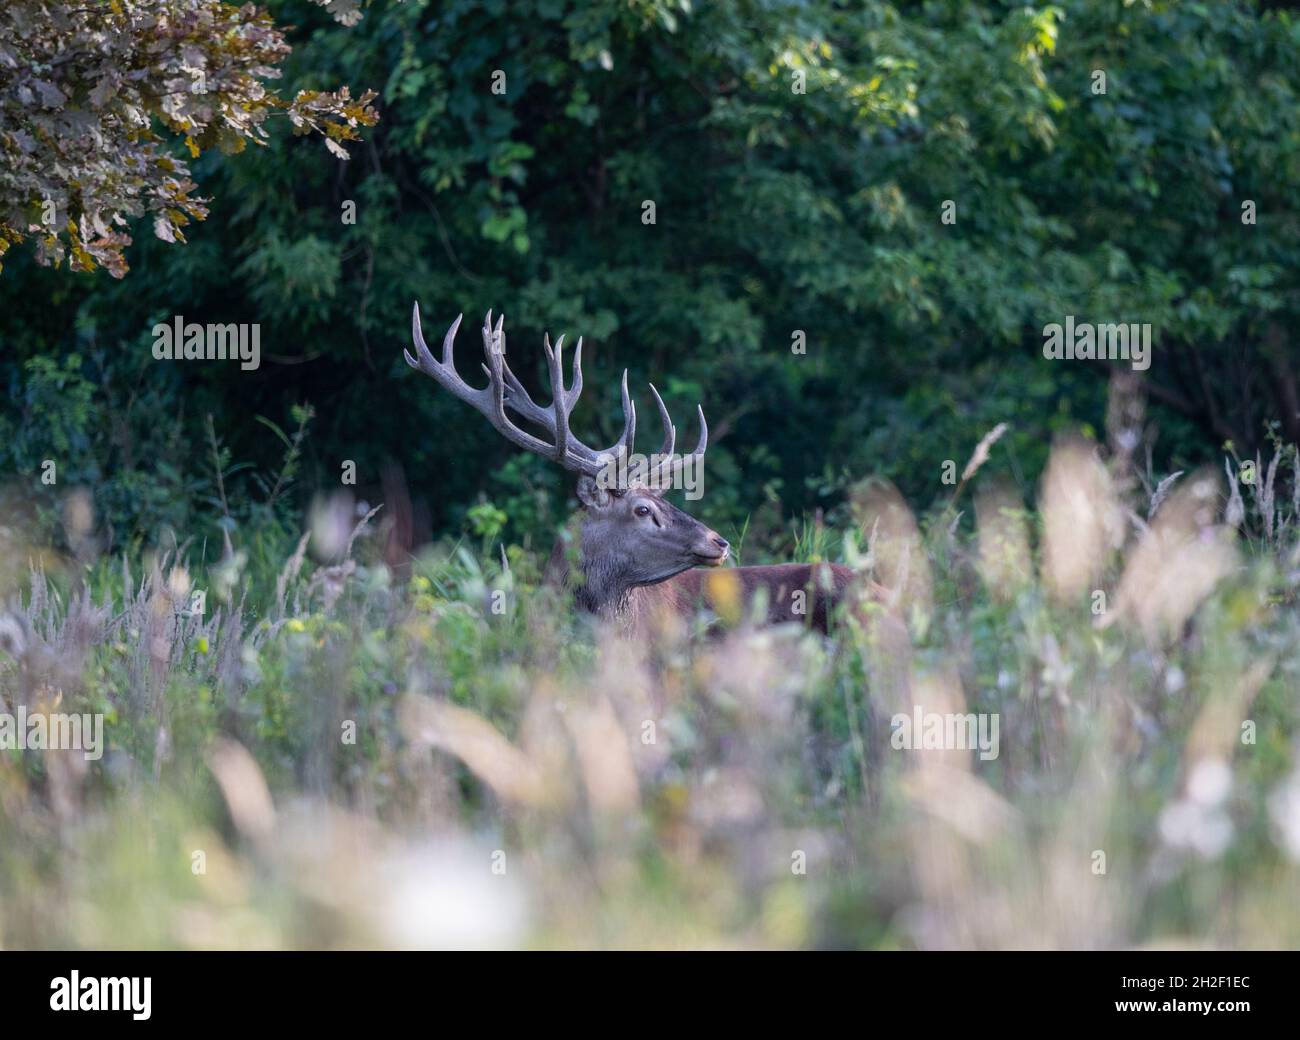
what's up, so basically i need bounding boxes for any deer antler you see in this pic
[406,304,707,488]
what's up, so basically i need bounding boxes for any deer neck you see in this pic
[574,553,641,624]
[547,523,640,625]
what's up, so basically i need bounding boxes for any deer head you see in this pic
[405,306,728,614]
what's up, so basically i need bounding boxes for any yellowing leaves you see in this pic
[0,0,378,276]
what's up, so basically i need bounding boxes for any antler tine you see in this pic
[648,382,676,458]
[496,331,555,430]
[500,362,548,423]
[690,403,708,457]
[646,401,708,489]
[480,311,509,428]
[544,332,570,466]
[407,303,572,465]
[406,303,462,374]
[499,331,582,428]
[481,310,505,362]
[612,370,636,460]
[567,337,583,409]
[407,303,614,477]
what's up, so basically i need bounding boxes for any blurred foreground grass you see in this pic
[1,436,1298,949]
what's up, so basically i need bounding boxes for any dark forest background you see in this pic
[3,0,1298,560]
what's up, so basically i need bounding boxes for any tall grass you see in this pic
[0,434,1298,949]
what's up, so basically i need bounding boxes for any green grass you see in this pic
[0,443,1298,949]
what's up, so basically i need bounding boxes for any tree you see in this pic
[2,0,1297,550]
[0,0,377,276]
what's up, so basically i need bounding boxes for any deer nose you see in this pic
[710,533,729,551]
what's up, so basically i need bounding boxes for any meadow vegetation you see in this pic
[1,421,1297,949]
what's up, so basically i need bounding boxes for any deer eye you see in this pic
[634,505,651,517]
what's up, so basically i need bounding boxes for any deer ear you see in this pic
[576,475,614,510]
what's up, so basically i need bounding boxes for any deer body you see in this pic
[404,305,872,633]
[653,562,857,630]
[592,561,858,633]
[543,489,861,632]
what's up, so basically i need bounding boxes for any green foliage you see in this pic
[1,0,1298,569]
[12,354,95,460]
[2,439,1299,948]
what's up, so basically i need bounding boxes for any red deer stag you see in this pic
[404,306,874,632]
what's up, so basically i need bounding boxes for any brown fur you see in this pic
[547,537,877,634]
[644,562,859,631]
